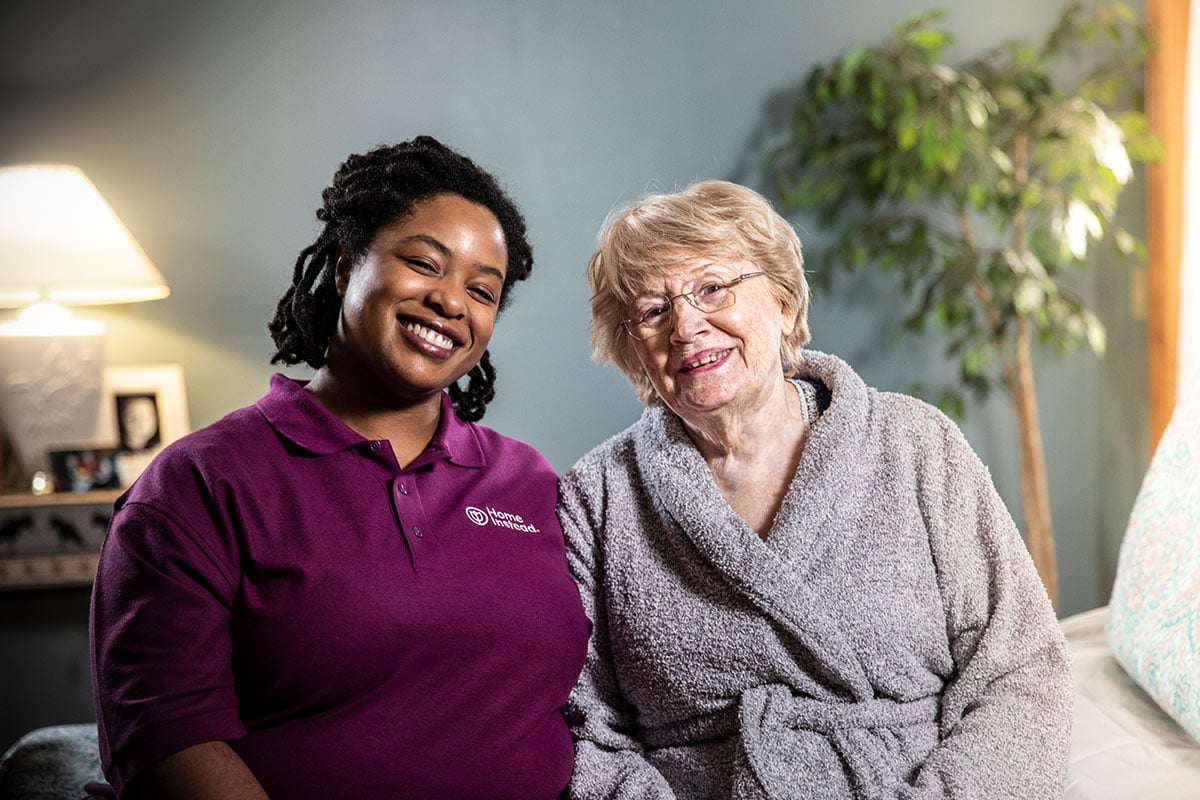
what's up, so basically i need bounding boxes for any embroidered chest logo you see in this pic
[465,506,541,533]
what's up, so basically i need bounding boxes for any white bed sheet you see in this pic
[1064,606,1200,799]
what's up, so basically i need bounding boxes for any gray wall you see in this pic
[0,0,1149,751]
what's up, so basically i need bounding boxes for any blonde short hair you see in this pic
[587,180,811,404]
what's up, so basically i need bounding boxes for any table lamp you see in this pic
[0,164,169,489]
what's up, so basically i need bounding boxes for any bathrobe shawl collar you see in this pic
[630,350,873,700]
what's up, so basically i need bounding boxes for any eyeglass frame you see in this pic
[619,271,766,340]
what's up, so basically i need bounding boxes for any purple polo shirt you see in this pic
[90,375,590,799]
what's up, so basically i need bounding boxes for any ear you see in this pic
[334,251,353,297]
[778,294,797,338]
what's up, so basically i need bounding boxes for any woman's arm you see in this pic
[898,412,1072,799]
[557,469,678,800]
[125,742,268,800]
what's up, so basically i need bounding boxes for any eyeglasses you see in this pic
[620,272,765,340]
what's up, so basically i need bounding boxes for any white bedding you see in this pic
[1064,606,1200,799]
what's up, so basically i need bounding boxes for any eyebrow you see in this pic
[401,234,506,282]
[632,264,728,299]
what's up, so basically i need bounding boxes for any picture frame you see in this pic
[91,364,191,487]
[94,365,190,450]
[48,447,122,493]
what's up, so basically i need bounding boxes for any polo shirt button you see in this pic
[413,527,424,537]
[399,484,408,495]
[368,441,380,452]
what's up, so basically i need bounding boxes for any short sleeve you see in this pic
[90,497,246,795]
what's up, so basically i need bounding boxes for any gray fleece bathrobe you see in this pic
[558,351,1071,800]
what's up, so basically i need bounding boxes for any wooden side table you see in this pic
[0,491,122,590]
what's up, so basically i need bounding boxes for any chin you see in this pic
[667,391,736,419]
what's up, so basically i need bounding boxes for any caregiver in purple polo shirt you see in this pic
[88,136,590,800]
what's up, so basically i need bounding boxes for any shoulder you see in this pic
[120,403,271,510]
[802,349,971,451]
[555,411,655,548]
[151,404,270,469]
[873,388,962,439]
[862,389,1000,510]
[872,389,980,467]
[106,406,272,584]
[797,350,988,489]
[465,419,558,482]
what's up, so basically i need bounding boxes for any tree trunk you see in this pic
[1006,130,1059,610]
[1011,317,1059,610]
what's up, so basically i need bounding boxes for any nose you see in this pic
[427,283,466,319]
[668,295,709,342]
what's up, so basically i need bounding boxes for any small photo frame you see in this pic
[48,448,122,493]
[91,365,191,486]
[98,365,189,447]
[115,392,162,452]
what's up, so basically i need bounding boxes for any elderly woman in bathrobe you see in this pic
[558,180,1072,800]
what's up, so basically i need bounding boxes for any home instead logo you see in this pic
[465,505,540,533]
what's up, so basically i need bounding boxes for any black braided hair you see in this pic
[268,136,534,422]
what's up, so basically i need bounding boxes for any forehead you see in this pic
[629,255,744,296]
[374,194,507,265]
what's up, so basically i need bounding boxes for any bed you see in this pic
[1064,375,1200,798]
[1064,606,1200,799]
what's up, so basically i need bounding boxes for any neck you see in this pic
[681,376,809,539]
[305,366,444,467]
[681,376,805,462]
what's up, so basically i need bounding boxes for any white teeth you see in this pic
[404,322,455,349]
[685,349,730,370]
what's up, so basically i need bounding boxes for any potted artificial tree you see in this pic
[765,2,1161,609]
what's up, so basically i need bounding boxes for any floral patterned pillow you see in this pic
[1107,376,1200,743]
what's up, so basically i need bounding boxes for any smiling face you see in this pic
[332,193,508,408]
[629,255,794,425]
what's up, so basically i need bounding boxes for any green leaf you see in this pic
[1083,310,1107,355]
[963,346,986,377]
[936,389,966,420]
[1013,279,1045,314]
[968,183,988,209]
[990,148,1014,174]
[838,45,868,97]
[918,117,940,167]
[1113,227,1135,255]
[966,97,989,129]
[911,28,952,57]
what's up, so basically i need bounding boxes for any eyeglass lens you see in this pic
[624,272,763,339]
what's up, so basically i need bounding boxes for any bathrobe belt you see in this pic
[640,684,939,800]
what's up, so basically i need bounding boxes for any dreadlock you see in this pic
[268,135,534,422]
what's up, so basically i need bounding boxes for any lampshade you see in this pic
[0,164,169,308]
[0,164,170,487]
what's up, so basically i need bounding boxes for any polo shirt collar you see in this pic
[426,391,486,468]
[257,374,486,468]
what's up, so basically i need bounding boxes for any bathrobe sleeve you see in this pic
[897,408,1072,799]
[558,466,678,800]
